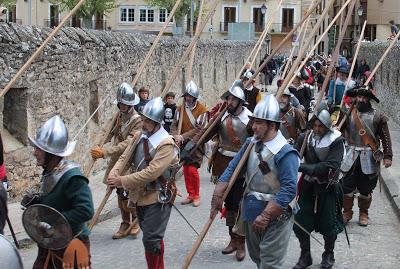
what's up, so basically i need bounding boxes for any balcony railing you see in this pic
[270,23,297,34]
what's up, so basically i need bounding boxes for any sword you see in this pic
[293,219,324,247]
[6,215,20,249]
[172,203,199,236]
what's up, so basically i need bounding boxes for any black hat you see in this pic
[346,85,379,103]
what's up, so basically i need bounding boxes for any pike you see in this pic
[172,204,200,236]
[6,215,20,249]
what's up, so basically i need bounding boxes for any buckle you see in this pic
[359,128,366,136]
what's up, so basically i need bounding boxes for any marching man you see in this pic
[90,83,143,239]
[107,97,179,269]
[210,95,299,268]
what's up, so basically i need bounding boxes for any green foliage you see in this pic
[0,0,16,9]
[48,0,116,18]
[146,0,191,21]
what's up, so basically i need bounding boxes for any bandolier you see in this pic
[340,86,392,226]
[90,83,143,239]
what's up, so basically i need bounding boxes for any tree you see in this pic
[0,0,16,9]
[146,0,191,27]
[48,0,115,28]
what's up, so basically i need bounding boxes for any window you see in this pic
[282,8,294,32]
[222,7,236,32]
[253,7,264,32]
[120,7,134,23]
[140,8,155,22]
[159,9,171,23]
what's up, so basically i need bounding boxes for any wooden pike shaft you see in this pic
[88,187,113,231]
[131,0,183,87]
[161,0,222,98]
[0,0,87,98]
[282,0,353,91]
[275,0,336,99]
[313,0,356,112]
[245,0,323,89]
[182,143,254,269]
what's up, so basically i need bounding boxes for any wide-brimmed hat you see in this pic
[336,65,350,74]
[346,85,379,103]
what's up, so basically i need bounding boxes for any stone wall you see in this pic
[0,23,265,197]
[359,41,400,125]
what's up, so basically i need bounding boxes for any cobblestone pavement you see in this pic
[19,164,400,269]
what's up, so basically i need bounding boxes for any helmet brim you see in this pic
[28,136,76,157]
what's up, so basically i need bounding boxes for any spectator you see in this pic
[390,20,399,38]
[134,86,150,113]
[163,92,177,133]
[356,59,370,79]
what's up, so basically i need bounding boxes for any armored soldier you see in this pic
[22,115,94,268]
[278,87,307,143]
[170,81,208,207]
[90,83,143,239]
[241,69,262,112]
[293,110,345,269]
[107,97,179,269]
[340,86,392,226]
[191,80,252,261]
[211,95,299,268]
[289,72,314,114]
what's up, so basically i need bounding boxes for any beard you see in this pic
[357,101,371,112]
[227,104,238,114]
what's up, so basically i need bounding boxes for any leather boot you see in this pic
[321,235,336,269]
[293,235,312,269]
[113,199,131,239]
[342,194,354,224]
[358,194,372,227]
[235,235,246,262]
[222,227,237,254]
[130,214,141,237]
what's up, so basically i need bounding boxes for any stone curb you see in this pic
[380,168,400,221]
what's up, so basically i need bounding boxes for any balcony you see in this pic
[269,23,297,34]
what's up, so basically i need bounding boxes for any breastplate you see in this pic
[40,160,80,195]
[347,110,376,147]
[246,144,280,194]
[280,110,296,139]
[219,115,248,151]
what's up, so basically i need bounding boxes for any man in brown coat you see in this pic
[91,83,143,239]
[108,97,179,269]
[170,81,208,207]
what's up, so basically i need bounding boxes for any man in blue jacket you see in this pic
[210,94,299,269]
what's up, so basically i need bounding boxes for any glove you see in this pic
[210,182,228,219]
[91,146,104,160]
[252,201,284,234]
[21,190,40,208]
[299,163,314,175]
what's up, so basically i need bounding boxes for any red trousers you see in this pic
[183,164,200,200]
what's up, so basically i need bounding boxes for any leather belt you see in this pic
[349,145,373,151]
[248,191,276,201]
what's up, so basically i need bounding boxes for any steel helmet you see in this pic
[114,82,140,106]
[28,115,76,157]
[313,109,332,129]
[140,97,165,124]
[181,81,200,99]
[251,94,281,123]
[221,80,247,103]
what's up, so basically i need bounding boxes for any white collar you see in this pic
[141,127,170,148]
[251,130,287,154]
[309,129,342,148]
[221,107,252,125]
[246,85,254,91]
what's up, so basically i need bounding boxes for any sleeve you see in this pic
[377,115,393,160]
[62,176,94,227]
[191,117,219,144]
[103,117,142,157]
[182,111,209,140]
[302,138,345,178]
[274,151,298,208]
[327,80,334,105]
[170,106,182,136]
[121,143,177,189]
[109,135,140,176]
[219,139,250,182]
